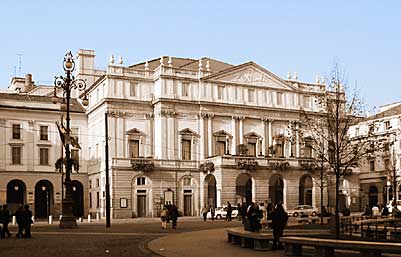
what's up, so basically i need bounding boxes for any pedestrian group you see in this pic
[0,204,33,239]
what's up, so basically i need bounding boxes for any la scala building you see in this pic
[0,49,361,219]
[79,49,356,219]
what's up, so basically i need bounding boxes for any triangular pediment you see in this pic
[202,62,296,90]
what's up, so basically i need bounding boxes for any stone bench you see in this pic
[280,236,401,257]
[226,227,329,251]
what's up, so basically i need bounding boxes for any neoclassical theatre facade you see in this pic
[78,49,360,219]
[0,50,361,219]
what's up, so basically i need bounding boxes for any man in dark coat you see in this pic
[169,204,179,229]
[1,205,11,238]
[23,205,33,239]
[271,203,288,250]
[15,205,24,238]
[226,201,232,221]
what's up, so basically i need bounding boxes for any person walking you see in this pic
[259,202,267,229]
[210,205,215,221]
[1,205,11,238]
[160,206,168,229]
[226,202,232,221]
[201,204,209,221]
[22,205,33,239]
[271,202,288,250]
[15,205,24,238]
[169,204,179,229]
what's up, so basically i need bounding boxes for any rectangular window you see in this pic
[385,121,391,130]
[89,180,92,189]
[182,82,189,97]
[183,177,191,186]
[71,149,79,168]
[217,85,224,100]
[11,146,22,165]
[303,96,310,109]
[39,148,49,165]
[96,192,100,208]
[247,143,256,156]
[181,139,191,160]
[248,89,255,102]
[89,192,92,208]
[12,124,21,139]
[130,82,138,96]
[370,160,375,172]
[40,126,48,140]
[276,92,283,105]
[129,140,140,158]
[385,159,390,171]
[215,141,226,156]
[96,178,100,187]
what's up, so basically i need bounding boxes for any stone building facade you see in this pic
[0,74,89,219]
[350,103,401,207]
[79,49,359,219]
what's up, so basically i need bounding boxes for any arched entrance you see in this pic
[71,180,84,218]
[34,180,53,219]
[269,175,284,206]
[236,173,252,205]
[7,180,26,213]
[204,174,217,207]
[299,175,313,205]
[368,186,378,207]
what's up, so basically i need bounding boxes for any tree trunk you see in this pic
[335,171,340,239]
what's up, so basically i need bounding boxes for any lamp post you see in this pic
[52,51,88,228]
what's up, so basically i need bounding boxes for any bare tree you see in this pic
[299,65,370,238]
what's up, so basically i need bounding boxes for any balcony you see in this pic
[111,157,198,171]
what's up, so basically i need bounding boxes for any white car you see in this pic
[287,205,318,217]
[207,206,238,219]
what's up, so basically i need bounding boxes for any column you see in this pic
[261,118,267,156]
[191,136,196,160]
[295,122,300,158]
[268,120,273,151]
[167,111,176,159]
[288,121,292,158]
[178,134,182,160]
[162,111,168,158]
[207,114,214,157]
[239,116,244,144]
[199,113,206,160]
[231,117,237,155]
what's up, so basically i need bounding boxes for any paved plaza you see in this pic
[1,217,400,257]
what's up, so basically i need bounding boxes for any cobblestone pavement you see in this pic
[0,217,241,257]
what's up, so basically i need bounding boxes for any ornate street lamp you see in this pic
[52,51,88,228]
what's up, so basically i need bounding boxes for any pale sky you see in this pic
[1,0,400,111]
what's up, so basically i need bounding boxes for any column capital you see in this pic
[145,113,154,120]
[232,115,245,120]
[160,110,176,117]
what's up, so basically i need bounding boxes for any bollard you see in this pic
[59,215,63,221]
[96,212,100,220]
[79,217,83,222]
[49,215,53,224]
[12,216,16,225]
[32,216,35,224]
[88,214,91,223]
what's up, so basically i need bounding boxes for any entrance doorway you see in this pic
[71,180,84,218]
[184,194,192,216]
[7,179,26,214]
[269,175,284,206]
[204,174,217,207]
[299,175,313,205]
[34,180,53,219]
[236,173,252,205]
[137,194,147,217]
[368,186,378,207]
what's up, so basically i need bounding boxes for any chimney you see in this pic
[23,73,34,93]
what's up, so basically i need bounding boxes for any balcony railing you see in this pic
[112,157,198,170]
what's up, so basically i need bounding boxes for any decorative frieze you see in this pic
[159,110,176,117]
[269,161,290,171]
[199,162,215,174]
[235,158,258,171]
[131,159,154,172]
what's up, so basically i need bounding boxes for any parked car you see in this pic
[206,206,238,219]
[287,205,318,217]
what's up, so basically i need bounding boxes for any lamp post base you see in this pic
[59,216,77,228]
[59,198,77,229]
